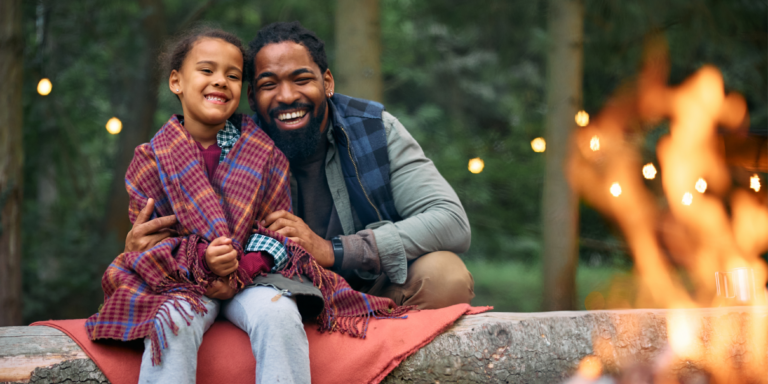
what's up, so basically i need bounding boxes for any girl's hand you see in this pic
[205,236,239,276]
[204,278,236,300]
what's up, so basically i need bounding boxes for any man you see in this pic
[126,21,474,310]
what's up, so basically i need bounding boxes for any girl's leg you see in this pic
[223,286,310,384]
[139,297,220,384]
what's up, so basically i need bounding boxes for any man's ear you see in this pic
[247,83,257,112]
[323,69,335,97]
[169,70,182,96]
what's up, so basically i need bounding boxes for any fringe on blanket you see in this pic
[276,237,412,339]
[147,235,255,365]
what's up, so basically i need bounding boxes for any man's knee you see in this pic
[405,251,475,309]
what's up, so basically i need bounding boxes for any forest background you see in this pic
[1,0,766,324]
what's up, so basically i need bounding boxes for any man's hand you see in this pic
[262,210,334,268]
[205,236,239,276]
[125,198,178,253]
[204,278,236,300]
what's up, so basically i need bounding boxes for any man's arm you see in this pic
[340,111,471,284]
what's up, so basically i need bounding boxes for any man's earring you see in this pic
[176,89,180,92]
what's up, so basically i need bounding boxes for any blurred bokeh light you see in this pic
[37,78,52,96]
[106,117,122,135]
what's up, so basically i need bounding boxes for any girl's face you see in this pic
[170,38,243,126]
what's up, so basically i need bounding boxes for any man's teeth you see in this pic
[278,110,307,121]
[205,95,227,102]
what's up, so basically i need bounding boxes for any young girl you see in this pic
[85,27,407,384]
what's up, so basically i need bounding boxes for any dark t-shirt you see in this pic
[290,130,343,240]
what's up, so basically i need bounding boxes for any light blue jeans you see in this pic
[138,286,311,384]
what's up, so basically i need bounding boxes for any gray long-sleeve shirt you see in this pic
[290,111,471,284]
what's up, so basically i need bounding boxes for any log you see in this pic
[2,307,767,384]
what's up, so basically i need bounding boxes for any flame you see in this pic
[576,355,602,380]
[531,137,546,153]
[590,135,600,151]
[695,178,707,193]
[610,182,621,197]
[681,192,693,206]
[565,38,768,381]
[468,158,484,174]
[643,163,657,179]
[667,311,702,359]
[576,110,590,127]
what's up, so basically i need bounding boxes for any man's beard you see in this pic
[259,99,326,163]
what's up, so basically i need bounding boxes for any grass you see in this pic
[466,259,635,312]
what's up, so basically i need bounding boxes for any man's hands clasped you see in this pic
[262,210,335,268]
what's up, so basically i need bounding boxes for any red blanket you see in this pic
[34,304,490,384]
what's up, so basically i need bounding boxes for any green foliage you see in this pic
[467,259,634,312]
[16,0,767,321]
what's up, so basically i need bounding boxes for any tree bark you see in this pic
[0,0,24,326]
[103,0,167,244]
[541,0,584,311]
[4,308,768,383]
[334,0,383,102]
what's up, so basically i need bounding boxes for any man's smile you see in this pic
[269,103,314,130]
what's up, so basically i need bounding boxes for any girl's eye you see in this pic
[201,69,212,74]
[228,75,240,80]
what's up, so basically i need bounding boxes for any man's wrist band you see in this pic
[331,236,344,271]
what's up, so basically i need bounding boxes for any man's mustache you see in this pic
[268,102,315,119]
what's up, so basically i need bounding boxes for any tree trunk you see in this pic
[103,0,167,243]
[0,0,24,326]
[334,0,383,102]
[541,0,584,311]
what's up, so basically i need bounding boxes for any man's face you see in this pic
[249,41,334,162]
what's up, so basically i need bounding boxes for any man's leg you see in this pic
[139,297,220,384]
[367,251,475,309]
[222,286,310,384]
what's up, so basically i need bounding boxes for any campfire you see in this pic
[565,37,768,383]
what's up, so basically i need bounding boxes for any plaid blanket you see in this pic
[86,114,409,364]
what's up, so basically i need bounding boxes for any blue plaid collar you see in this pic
[216,120,240,161]
[180,117,240,162]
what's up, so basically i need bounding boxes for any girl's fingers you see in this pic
[210,236,231,247]
[208,244,234,258]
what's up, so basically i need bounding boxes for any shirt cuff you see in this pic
[339,230,381,274]
[368,221,408,284]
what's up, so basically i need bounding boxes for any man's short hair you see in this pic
[245,21,328,87]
